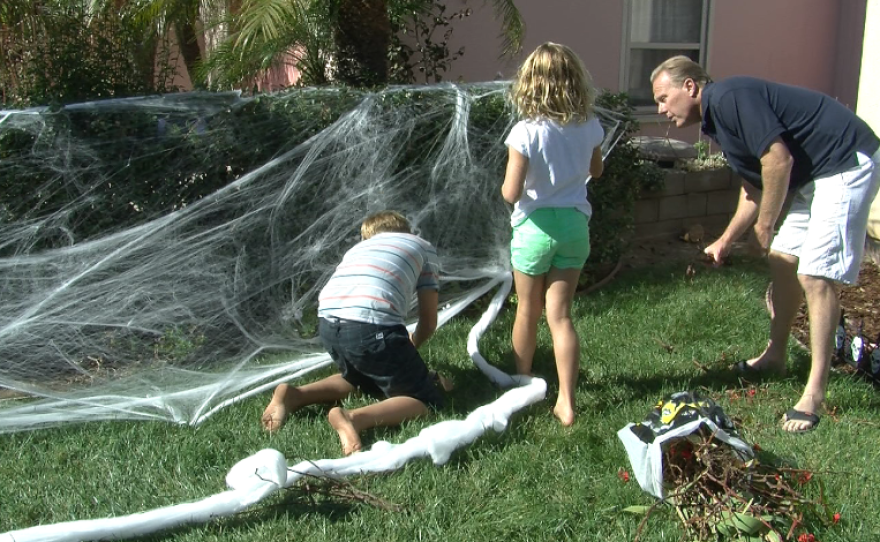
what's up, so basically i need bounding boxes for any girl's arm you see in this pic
[589,146,604,179]
[501,147,529,203]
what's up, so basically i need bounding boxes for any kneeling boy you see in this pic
[261,210,451,455]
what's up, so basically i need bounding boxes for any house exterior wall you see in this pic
[161,2,867,146]
[160,25,301,92]
[164,29,194,91]
[445,0,866,143]
[857,0,880,247]
[442,1,623,87]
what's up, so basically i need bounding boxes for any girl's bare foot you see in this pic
[328,407,363,456]
[553,400,576,427]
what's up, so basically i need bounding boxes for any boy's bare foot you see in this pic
[433,372,454,392]
[261,401,288,432]
[553,401,576,427]
[328,407,363,456]
[261,383,302,432]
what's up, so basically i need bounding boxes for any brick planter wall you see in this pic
[634,167,742,240]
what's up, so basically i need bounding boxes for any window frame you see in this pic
[620,0,713,113]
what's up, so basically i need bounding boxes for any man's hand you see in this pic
[703,238,729,266]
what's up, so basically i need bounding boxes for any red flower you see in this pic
[833,512,841,524]
[617,468,630,483]
[752,443,762,452]
[797,471,814,484]
[797,533,816,542]
[747,388,757,397]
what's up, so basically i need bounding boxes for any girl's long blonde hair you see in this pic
[510,42,596,124]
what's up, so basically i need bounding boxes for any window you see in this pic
[622,0,711,109]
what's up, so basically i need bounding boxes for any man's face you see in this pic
[652,72,701,128]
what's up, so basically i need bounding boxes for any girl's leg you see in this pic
[512,270,546,375]
[544,266,582,426]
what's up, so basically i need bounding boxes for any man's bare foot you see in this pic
[782,393,823,432]
[261,384,302,432]
[735,350,787,376]
[328,407,363,456]
[553,401,575,427]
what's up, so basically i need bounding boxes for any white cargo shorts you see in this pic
[772,149,880,284]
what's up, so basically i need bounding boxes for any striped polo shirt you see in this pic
[318,232,440,325]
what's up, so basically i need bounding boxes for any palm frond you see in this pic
[234,0,302,50]
[483,0,525,57]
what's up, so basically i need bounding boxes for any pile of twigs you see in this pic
[245,466,403,516]
[634,427,829,542]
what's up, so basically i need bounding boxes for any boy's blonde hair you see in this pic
[361,210,412,240]
[510,42,596,124]
[650,55,712,87]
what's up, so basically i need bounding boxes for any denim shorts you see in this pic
[318,317,444,409]
[510,207,591,275]
[772,149,880,284]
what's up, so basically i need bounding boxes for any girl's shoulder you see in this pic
[567,116,604,136]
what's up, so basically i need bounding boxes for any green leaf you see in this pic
[621,505,652,515]
[716,511,767,536]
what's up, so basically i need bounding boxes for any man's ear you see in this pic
[685,78,699,97]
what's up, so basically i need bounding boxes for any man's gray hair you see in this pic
[650,56,712,86]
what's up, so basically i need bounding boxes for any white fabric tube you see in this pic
[1,275,547,542]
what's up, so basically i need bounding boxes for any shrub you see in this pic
[0,86,661,281]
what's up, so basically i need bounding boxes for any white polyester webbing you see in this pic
[0,272,549,542]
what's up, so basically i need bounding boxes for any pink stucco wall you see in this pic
[162,1,865,144]
[442,1,623,90]
[443,0,866,143]
[707,0,857,104]
[447,0,864,93]
[161,26,301,92]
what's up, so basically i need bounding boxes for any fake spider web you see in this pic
[0,82,622,432]
[0,83,625,541]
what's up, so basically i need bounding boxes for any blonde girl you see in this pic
[501,42,604,426]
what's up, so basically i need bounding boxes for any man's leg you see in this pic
[544,266,582,426]
[261,374,355,431]
[512,270,546,376]
[743,250,802,373]
[328,396,429,455]
[782,274,839,432]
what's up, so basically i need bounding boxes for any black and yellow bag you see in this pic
[618,390,752,498]
[637,391,736,442]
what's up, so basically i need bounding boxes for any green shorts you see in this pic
[510,208,591,275]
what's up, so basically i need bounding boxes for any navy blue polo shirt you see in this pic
[700,76,879,190]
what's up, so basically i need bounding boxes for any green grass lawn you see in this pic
[2,257,879,542]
